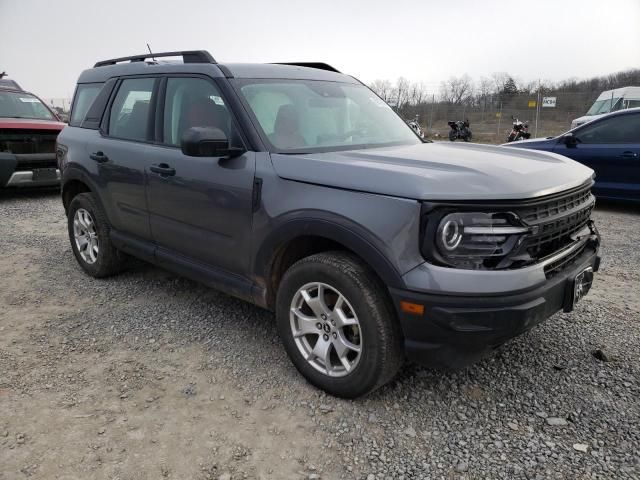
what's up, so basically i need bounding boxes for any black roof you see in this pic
[0,78,23,91]
[79,50,354,84]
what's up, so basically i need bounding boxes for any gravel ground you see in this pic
[0,189,638,480]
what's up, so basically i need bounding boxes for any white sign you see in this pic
[542,97,557,108]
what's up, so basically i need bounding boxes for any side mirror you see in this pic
[562,133,578,148]
[180,127,244,158]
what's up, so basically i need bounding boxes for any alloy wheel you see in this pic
[289,282,363,377]
[73,208,99,264]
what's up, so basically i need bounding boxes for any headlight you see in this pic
[431,212,530,269]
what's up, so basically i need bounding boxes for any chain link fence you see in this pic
[401,91,602,144]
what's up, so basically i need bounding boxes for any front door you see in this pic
[145,76,256,276]
[553,112,640,200]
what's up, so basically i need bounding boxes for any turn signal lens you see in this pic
[400,301,425,315]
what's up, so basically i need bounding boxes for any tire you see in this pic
[276,251,403,398]
[67,192,126,278]
[449,131,457,141]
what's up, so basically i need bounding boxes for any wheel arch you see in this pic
[254,218,404,310]
[61,168,100,215]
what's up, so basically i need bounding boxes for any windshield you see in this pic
[0,91,55,120]
[586,97,621,116]
[235,79,421,153]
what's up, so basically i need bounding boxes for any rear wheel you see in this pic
[67,192,126,278]
[276,251,403,398]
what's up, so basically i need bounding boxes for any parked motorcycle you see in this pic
[507,118,531,142]
[448,120,472,141]
[407,120,424,138]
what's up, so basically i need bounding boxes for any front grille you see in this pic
[543,242,588,279]
[515,182,595,268]
[0,129,58,155]
[518,185,593,223]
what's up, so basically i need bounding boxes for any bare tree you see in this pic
[490,72,510,94]
[368,79,393,101]
[408,81,428,106]
[440,75,474,105]
[394,77,411,110]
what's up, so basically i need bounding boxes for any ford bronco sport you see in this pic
[57,51,600,398]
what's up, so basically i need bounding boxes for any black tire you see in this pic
[67,192,126,278]
[276,251,403,398]
[449,130,457,141]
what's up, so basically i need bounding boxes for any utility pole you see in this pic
[534,79,541,138]
[428,93,435,133]
[497,101,503,137]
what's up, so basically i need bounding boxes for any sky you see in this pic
[1,0,639,100]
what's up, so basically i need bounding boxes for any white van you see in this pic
[571,86,640,129]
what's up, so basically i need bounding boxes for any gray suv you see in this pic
[57,51,601,398]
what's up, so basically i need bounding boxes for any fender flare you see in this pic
[61,166,104,213]
[254,215,405,292]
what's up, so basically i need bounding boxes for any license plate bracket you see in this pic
[565,267,594,312]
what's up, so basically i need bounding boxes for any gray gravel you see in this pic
[1,189,639,479]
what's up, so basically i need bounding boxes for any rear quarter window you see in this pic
[69,83,102,127]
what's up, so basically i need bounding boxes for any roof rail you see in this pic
[94,50,216,68]
[274,62,340,73]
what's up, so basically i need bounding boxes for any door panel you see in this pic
[146,76,255,276]
[90,77,157,239]
[146,147,255,275]
[89,135,151,239]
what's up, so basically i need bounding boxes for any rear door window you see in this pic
[69,83,102,126]
[108,78,156,141]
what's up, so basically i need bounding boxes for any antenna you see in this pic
[146,43,156,62]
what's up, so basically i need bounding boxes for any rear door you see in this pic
[553,112,640,200]
[90,77,158,240]
[145,75,256,276]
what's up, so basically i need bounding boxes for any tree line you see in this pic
[368,68,640,122]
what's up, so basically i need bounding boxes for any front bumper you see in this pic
[0,152,60,187]
[3,169,61,187]
[390,239,600,369]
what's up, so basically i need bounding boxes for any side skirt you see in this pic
[110,229,266,307]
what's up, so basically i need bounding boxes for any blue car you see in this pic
[505,108,640,202]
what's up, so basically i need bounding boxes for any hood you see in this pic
[501,137,557,147]
[0,117,66,131]
[270,142,594,201]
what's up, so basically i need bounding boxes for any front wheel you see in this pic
[276,252,403,398]
[67,192,126,278]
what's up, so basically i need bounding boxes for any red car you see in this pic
[0,87,66,188]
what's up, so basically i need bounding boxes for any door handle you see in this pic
[89,151,109,163]
[621,151,638,158]
[149,163,176,176]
